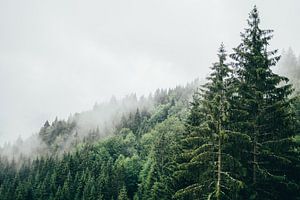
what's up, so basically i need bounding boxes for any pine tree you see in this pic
[138,117,183,200]
[61,172,72,200]
[230,6,299,199]
[175,45,246,199]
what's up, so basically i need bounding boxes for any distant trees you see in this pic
[0,90,189,200]
[278,47,300,92]
[137,117,184,200]
[0,75,197,200]
[0,6,299,200]
[39,118,76,146]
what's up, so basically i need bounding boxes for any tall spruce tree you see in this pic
[175,45,245,200]
[230,6,299,199]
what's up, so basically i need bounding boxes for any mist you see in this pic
[1,0,300,144]
[0,80,199,161]
[276,48,300,92]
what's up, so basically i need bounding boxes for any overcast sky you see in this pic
[0,0,299,143]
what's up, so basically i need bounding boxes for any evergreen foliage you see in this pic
[0,6,299,200]
[230,6,299,199]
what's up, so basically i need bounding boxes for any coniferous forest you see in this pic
[0,6,300,200]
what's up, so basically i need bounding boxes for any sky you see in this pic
[0,0,299,143]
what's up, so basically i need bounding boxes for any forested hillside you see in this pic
[0,80,199,159]
[0,7,299,200]
[0,80,198,200]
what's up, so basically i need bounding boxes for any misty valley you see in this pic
[1,6,300,200]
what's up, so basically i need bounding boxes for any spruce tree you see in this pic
[230,6,299,199]
[175,45,245,199]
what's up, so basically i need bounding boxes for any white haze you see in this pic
[0,0,300,144]
[276,48,300,91]
[0,92,154,160]
[0,80,199,160]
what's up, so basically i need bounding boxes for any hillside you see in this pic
[0,6,300,200]
[0,80,200,200]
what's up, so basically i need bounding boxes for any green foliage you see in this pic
[39,118,77,153]
[230,6,299,199]
[0,6,299,200]
[0,78,194,200]
[118,185,129,200]
[137,116,185,200]
[174,44,247,200]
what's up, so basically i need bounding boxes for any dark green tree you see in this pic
[230,6,299,199]
[175,45,246,199]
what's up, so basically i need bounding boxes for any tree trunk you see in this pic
[253,131,257,185]
[216,132,221,200]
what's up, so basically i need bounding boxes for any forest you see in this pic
[0,6,299,200]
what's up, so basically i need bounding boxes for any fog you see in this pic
[0,0,300,144]
[0,81,199,161]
